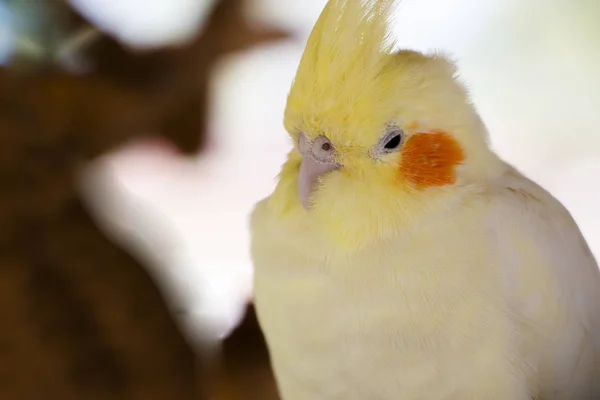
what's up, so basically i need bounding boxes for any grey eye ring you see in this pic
[380,129,404,153]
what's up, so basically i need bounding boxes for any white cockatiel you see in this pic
[249,0,600,399]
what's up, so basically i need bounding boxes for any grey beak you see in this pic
[297,134,340,210]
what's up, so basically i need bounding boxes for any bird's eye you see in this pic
[382,130,403,151]
[384,134,402,149]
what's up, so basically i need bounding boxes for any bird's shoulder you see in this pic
[487,166,600,351]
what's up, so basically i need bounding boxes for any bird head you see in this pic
[269,0,506,248]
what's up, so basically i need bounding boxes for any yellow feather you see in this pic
[285,0,399,147]
[272,0,506,249]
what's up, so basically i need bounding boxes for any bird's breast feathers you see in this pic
[250,166,600,399]
[251,188,522,399]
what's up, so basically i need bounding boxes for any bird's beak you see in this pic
[298,156,339,210]
[297,134,340,210]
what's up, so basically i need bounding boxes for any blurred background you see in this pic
[0,0,599,398]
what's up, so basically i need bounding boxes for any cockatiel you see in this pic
[250,0,600,399]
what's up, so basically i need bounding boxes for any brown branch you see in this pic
[0,0,288,398]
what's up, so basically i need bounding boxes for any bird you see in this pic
[249,0,600,399]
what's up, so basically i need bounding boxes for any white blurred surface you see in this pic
[67,0,220,49]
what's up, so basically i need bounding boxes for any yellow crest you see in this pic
[284,0,400,147]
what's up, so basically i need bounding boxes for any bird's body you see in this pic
[250,0,600,398]
[253,164,600,399]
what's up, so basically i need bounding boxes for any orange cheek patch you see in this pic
[398,132,465,189]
